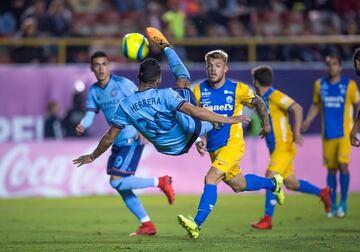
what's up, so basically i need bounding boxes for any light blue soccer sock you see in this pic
[339,173,350,205]
[244,174,275,191]
[118,190,149,222]
[164,47,190,80]
[298,179,320,196]
[194,184,217,228]
[265,189,277,217]
[110,176,156,191]
[327,174,337,207]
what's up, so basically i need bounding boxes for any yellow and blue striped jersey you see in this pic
[313,76,360,140]
[262,87,295,153]
[193,79,255,152]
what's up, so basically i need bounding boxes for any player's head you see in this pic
[90,51,110,82]
[251,65,273,92]
[205,50,228,85]
[353,48,360,76]
[325,53,342,78]
[138,58,162,87]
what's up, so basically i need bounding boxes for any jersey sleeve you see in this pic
[313,79,321,104]
[348,80,360,104]
[236,82,255,106]
[112,104,131,129]
[165,89,186,111]
[272,90,295,111]
[86,86,99,113]
[193,84,201,106]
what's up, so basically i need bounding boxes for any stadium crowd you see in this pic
[0,0,359,63]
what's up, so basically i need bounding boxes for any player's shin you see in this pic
[244,174,275,191]
[327,173,337,207]
[164,47,190,80]
[298,180,321,196]
[339,173,350,204]
[194,184,218,228]
[265,189,277,217]
[118,190,150,223]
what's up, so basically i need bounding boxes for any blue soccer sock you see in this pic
[244,174,275,191]
[265,189,277,217]
[110,176,156,191]
[118,190,150,222]
[340,173,350,204]
[164,47,190,80]
[194,184,217,228]
[298,179,321,196]
[327,174,337,207]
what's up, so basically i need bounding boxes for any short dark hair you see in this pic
[353,48,360,75]
[138,58,161,83]
[90,51,108,64]
[252,65,273,87]
[326,53,342,66]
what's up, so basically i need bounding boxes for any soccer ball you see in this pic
[121,33,149,62]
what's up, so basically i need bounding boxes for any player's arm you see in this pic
[301,104,320,132]
[289,102,304,146]
[76,111,96,135]
[251,95,271,138]
[73,125,121,167]
[178,102,251,124]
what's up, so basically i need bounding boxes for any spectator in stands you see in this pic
[46,0,72,37]
[21,0,48,35]
[162,0,186,39]
[44,101,63,139]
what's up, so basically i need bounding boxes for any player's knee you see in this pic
[285,181,298,191]
[110,178,123,191]
[231,184,246,193]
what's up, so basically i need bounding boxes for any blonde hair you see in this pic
[205,50,228,64]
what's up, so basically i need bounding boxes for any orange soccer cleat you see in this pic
[251,216,272,230]
[146,27,171,50]
[320,187,331,214]
[130,221,157,237]
[158,175,175,205]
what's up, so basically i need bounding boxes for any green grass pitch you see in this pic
[1,194,360,252]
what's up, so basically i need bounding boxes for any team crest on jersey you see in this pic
[111,88,118,97]
[226,95,233,104]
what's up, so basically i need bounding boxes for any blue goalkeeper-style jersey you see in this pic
[112,88,201,155]
[313,75,359,140]
[86,74,139,146]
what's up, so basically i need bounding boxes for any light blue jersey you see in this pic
[112,88,202,155]
[86,74,139,146]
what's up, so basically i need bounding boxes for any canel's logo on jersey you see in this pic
[204,103,234,111]
[323,96,344,108]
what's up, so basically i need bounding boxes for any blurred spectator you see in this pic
[62,92,86,137]
[46,0,72,37]
[113,0,145,13]
[11,17,48,63]
[21,0,49,34]
[44,101,63,139]
[67,0,100,13]
[162,0,186,39]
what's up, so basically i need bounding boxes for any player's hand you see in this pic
[294,132,303,146]
[350,130,360,147]
[73,154,94,167]
[196,140,207,156]
[75,124,85,135]
[301,121,310,132]
[259,125,271,138]
[135,133,148,145]
[229,115,251,124]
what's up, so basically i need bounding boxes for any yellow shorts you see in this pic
[268,145,296,179]
[210,144,244,181]
[323,137,351,168]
